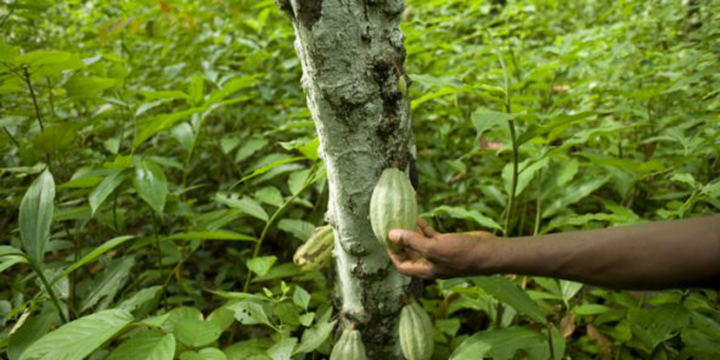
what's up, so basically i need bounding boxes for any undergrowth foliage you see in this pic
[1,0,718,359]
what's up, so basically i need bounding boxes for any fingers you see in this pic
[417,218,438,237]
[388,229,435,255]
[387,250,435,279]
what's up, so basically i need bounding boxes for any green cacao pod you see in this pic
[330,329,369,360]
[399,301,434,360]
[369,168,417,253]
[293,225,334,272]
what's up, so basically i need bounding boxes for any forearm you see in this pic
[483,215,720,290]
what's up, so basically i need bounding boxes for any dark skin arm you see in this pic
[387,215,720,290]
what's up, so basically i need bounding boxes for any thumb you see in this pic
[388,229,434,255]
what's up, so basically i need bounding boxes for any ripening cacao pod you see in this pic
[399,301,434,360]
[369,168,417,253]
[330,329,369,360]
[293,225,334,272]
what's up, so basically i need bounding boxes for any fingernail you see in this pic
[388,229,401,240]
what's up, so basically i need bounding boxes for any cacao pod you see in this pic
[330,329,369,360]
[369,168,417,253]
[293,225,334,272]
[399,301,434,360]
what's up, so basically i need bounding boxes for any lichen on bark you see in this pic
[276,0,414,357]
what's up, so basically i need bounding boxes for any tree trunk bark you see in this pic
[276,0,414,357]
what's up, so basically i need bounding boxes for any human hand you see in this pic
[386,218,497,279]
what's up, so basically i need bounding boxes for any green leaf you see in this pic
[174,319,222,348]
[247,256,277,277]
[232,157,306,187]
[61,235,134,277]
[188,75,205,106]
[31,124,76,154]
[89,170,127,215]
[0,42,19,61]
[425,205,503,231]
[19,309,134,360]
[450,326,547,360]
[8,307,60,360]
[472,108,524,137]
[287,169,311,196]
[572,304,612,316]
[251,263,302,283]
[208,307,236,332]
[235,138,269,163]
[133,160,168,216]
[160,307,203,333]
[215,194,268,221]
[133,107,205,149]
[559,280,583,306]
[160,231,256,242]
[267,337,297,360]
[542,176,610,218]
[277,219,314,241]
[229,301,273,328]
[106,331,176,360]
[19,169,55,266]
[15,51,71,67]
[64,75,117,98]
[292,286,311,310]
[472,276,547,324]
[206,75,259,105]
[627,304,691,349]
[294,310,334,354]
[254,187,284,207]
[80,256,135,312]
[180,348,227,360]
[118,286,163,314]
[502,157,549,197]
[59,175,104,189]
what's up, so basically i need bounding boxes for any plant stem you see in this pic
[3,127,20,147]
[243,165,318,292]
[31,262,68,323]
[533,170,543,236]
[547,323,556,360]
[151,212,167,310]
[23,67,45,131]
[496,49,519,237]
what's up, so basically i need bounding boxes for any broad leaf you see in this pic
[450,326,548,360]
[174,319,222,348]
[89,170,127,215]
[133,160,168,216]
[106,331,175,360]
[61,235,134,277]
[425,205,502,231]
[247,256,277,277]
[19,309,134,360]
[472,276,546,324]
[19,169,55,266]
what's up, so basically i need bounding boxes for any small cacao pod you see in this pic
[399,301,434,360]
[293,225,334,272]
[369,168,417,253]
[330,329,368,360]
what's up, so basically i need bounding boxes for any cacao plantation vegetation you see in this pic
[1,0,719,359]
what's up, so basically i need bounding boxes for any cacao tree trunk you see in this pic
[275,0,414,357]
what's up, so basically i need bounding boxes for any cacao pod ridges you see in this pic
[369,168,417,253]
[293,224,334,272]
[330,328,369,360]
[399,301,434,360]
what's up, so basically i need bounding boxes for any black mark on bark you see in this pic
[296,0,323,29]
[275,0,295,21]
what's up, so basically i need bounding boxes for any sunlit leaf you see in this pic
[19,309,134,360]
[19,169,55,266]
